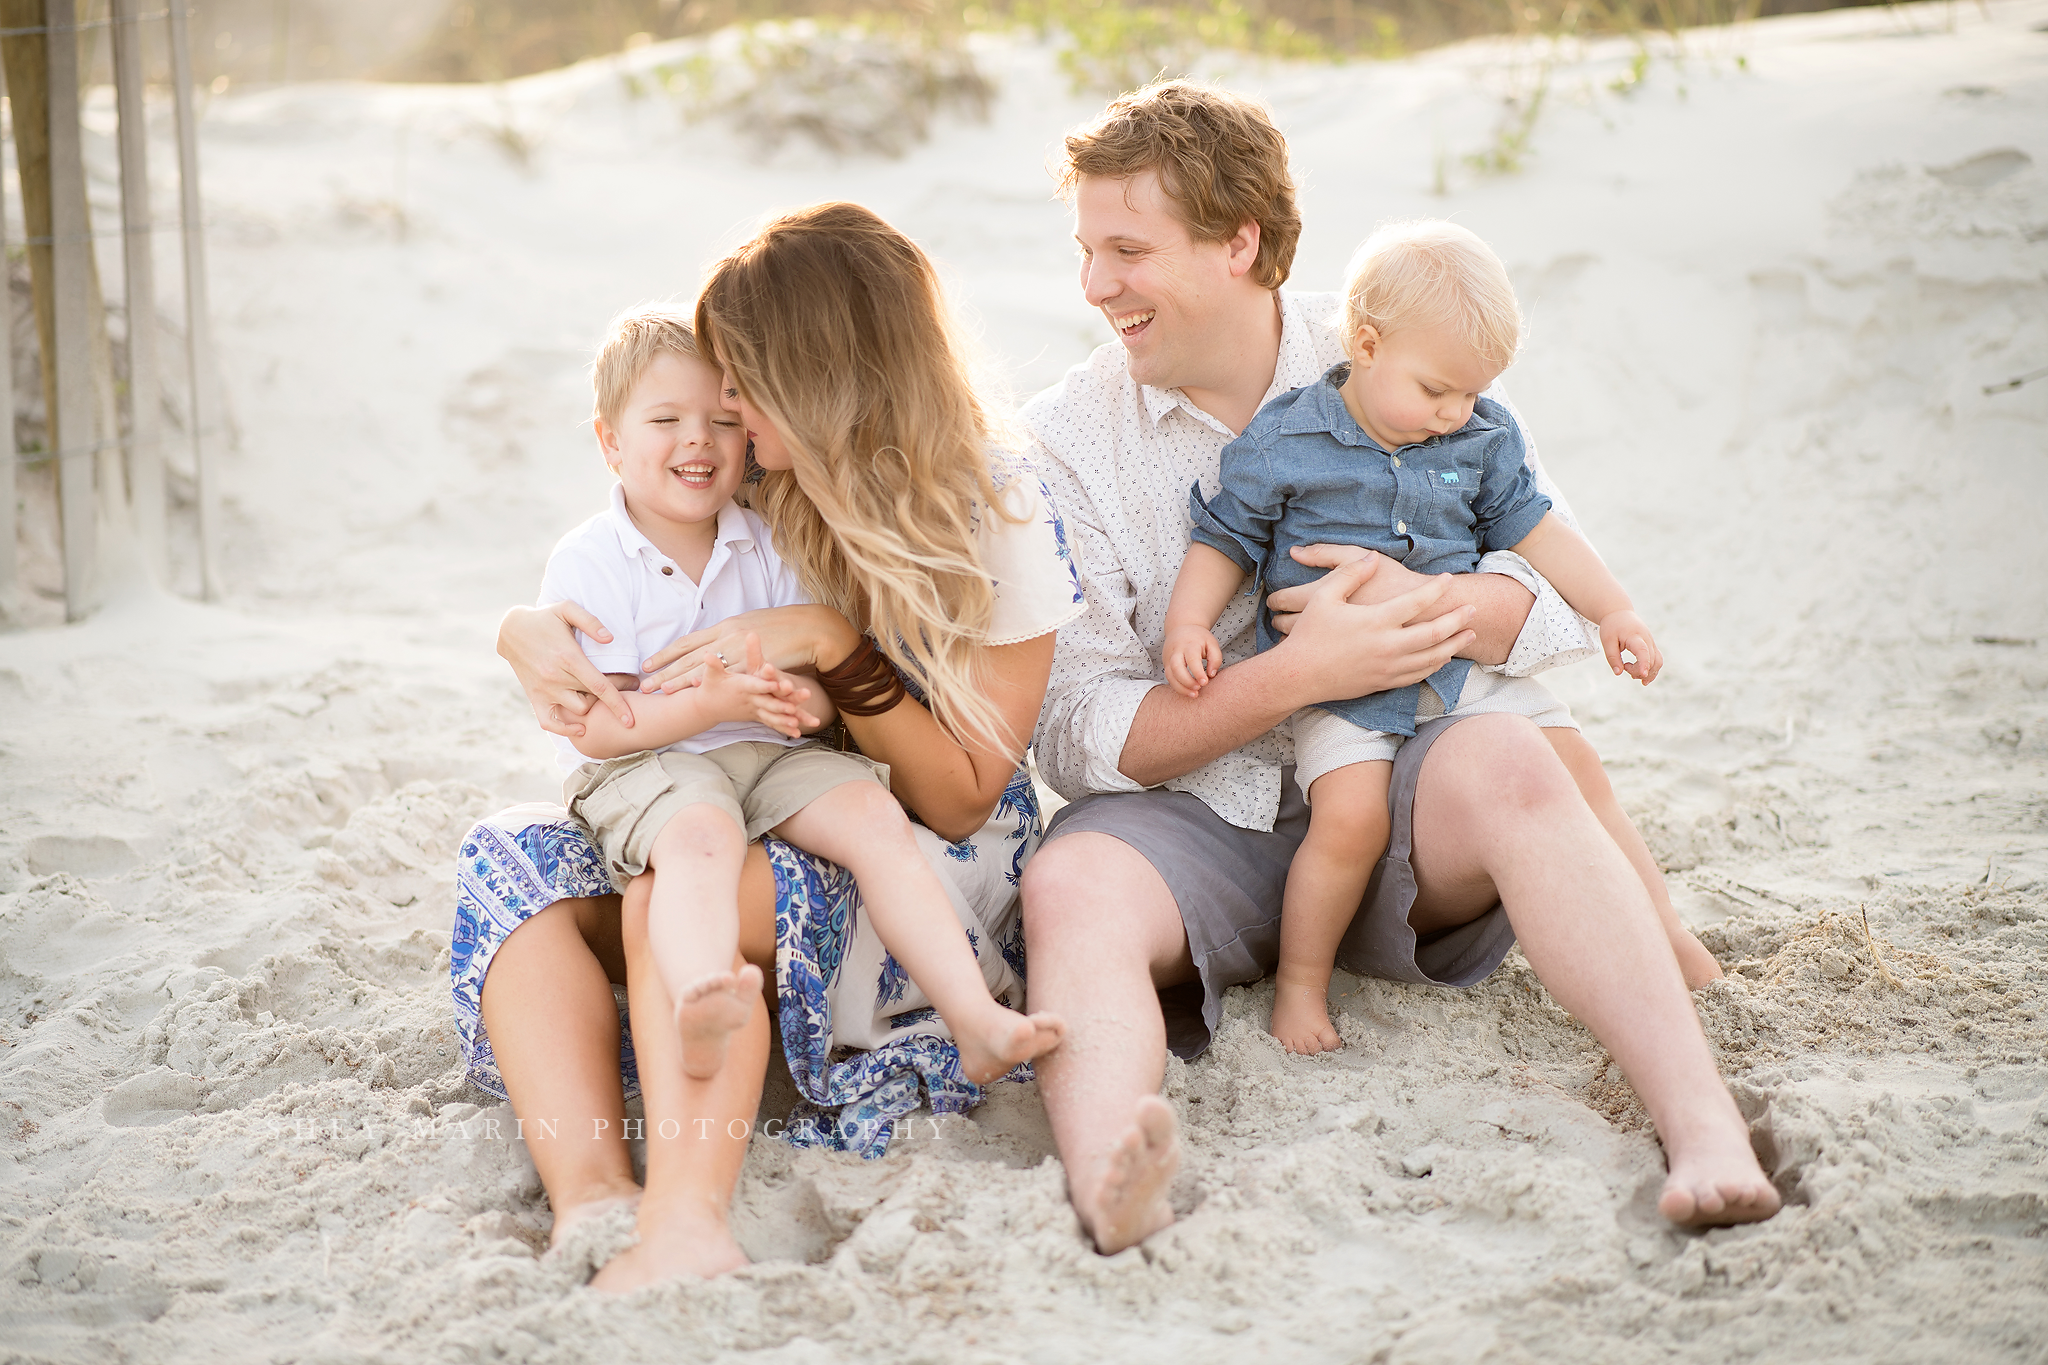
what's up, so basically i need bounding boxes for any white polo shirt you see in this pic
[538,483,810,770]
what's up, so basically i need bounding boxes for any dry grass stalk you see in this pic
[1859,904,1903,990]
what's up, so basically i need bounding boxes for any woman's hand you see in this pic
[498,602,635,739]
[641,604,860,694]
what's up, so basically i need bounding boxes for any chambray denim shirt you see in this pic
[1189,363,1553,736]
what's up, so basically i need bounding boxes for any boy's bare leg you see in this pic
[479,895,641,1246]
[1545,730,1723,989]
[1020,832,1189,1253]
[590,877,769,1292]
[1411,715,1777,1227]
[1273,761,1393,1055]
[645,806,760,1080]
[773,781,1063,1084]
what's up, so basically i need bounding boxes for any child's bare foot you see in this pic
[1657,1121,1782,1227]
[955,1008,1065,1086]
[588,1204,749,1293]
[1270,980,1343,1055]
[547,1184,642,1250]
[674,964,763,1080]
[1672,933,1725,992]
[1073,1095,1179,1254]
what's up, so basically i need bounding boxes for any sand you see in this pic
[3,2,2046,1360]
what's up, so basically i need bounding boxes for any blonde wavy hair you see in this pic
[694,202,1024,758]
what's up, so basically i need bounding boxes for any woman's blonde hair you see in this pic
[1341,220,1523,372]
[695,202,1024,758]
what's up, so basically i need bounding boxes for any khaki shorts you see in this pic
[564,741,889,892]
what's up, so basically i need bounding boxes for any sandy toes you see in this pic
[1078,1094,1180,1255]
[547,1190,641,1251]
[1658,1129,1783,1227]
[674,964,764,1080]
[955,1008,1065,1087]
[588,1210,750,1294]
[1269,982,1343,1055]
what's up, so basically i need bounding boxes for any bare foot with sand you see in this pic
[1673,933,1725,992]
[546,1184,642,1251]
[674,964,764,1081]
[1074,1094,1180,1254]
[1658,1128,1782,1227]
[1269,980,1343,1055]
[955,1007,1065,1086]
[587,1203,750,1293]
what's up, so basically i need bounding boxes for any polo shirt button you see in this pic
[1391,456,1401,467]
[1396,521,1407,534]
[661,566,674,576]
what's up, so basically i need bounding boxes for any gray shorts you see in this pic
[1040,712,1515,1059]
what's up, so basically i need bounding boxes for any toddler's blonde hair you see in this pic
[1340,220,1522,372]
[591,305,702,430]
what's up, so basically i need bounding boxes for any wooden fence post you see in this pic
[0,54,13,624]
[45,0,98,621]
[112,0,165,583]
[167,0,218,600]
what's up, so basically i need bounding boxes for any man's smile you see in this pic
[1111,307,1156,337]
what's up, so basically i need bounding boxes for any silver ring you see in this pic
[715,651,730,668]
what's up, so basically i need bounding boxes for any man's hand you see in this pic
[498,602,636,739]
[1276,556,1474,700]
[1600,610,1662,684]
[1163,624,1226,699]
[1265,544,1428,631]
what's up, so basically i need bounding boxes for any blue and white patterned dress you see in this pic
[450,465,1085,1159]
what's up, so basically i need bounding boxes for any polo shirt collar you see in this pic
[605,483,755,570]
[1137,288,1324,434]
[1276,362,1508,451]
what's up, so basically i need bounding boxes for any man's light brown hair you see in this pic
[591,306,701,431]
[1058,80,1300,290]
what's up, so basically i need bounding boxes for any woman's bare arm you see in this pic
[499,602,637,738]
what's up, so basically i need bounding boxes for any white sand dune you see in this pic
[3,2,2046,1360]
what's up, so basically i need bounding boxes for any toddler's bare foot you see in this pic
[955,1008,1065,1086]
[1673,934,1725,992]
[1658,1121,1782,1227]
[547,1184,641,1250]
[588,1204,749,1293]
[674,964,763,1081]
[1074,1094,1179,1254]
[1270,980,1342,1055]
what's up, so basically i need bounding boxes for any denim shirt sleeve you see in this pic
[1188,431,1281,580]
[1470,405,1553,553]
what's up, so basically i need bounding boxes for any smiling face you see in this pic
[596,350,747,532]
[1073,171,1254,392]
[1341,322,1505,451]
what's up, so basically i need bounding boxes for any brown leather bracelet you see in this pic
[817,637,908,718]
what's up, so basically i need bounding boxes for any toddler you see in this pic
[543,307,1061,1084]
[1163,221,1699,1056]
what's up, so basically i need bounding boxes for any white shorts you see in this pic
[1291,671,1578,801]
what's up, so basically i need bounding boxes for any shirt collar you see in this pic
[1276,362,1506,451]
[605,483,755,568]
[1137,288,1326,435]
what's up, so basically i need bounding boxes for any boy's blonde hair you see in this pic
[592,306,701,430]
[1341,221,1522,371]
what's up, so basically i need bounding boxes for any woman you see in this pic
[452,203,1084,1290]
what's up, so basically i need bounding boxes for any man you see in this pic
[1019,81,1780,1253]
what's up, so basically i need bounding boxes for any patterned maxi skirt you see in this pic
[448,768,1040,1158]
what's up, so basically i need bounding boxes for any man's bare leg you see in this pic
[590,875,769,1292]
[1545,729,1723,990]
[1021,832,1191,1253]
[1408,715,1778,1227]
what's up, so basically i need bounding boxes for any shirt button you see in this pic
[661,566,674,576]
[1391,456,1401,467]
[1397,521,1407,534]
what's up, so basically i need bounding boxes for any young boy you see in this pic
[543,307,1061,1084]
[1162,221,1712,1056]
